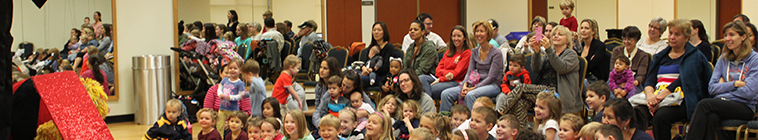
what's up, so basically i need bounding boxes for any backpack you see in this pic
[308,39,332,73]
[257,39,282,71]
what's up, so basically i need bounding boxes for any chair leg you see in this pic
[734,124,747,140]
[745,126,750,140]
[683,122,689,135]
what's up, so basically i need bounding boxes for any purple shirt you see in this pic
[464,46,504,87]
[608,69,636,98]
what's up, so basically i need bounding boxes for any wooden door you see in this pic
[376,0,418,45]
[326,0,362,47]
[716,0,741,39]
[377,0,462,46]
[419,0,462,43]
[532,0,548,21]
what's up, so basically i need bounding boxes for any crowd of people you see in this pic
[9,1,753,140]
[150,1,758,138]
[11,11,115,96]
[6,1,758,139]
[149,5,754,140]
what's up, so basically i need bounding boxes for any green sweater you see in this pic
[404,40,438,75]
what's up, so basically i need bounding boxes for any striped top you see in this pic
[656,55,682,87]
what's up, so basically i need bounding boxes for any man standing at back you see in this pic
[261,17,285,51]
[402,13,447,52]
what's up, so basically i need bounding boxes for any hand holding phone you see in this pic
[535,27,543,40]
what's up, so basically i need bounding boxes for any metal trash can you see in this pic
[133,55,171,125]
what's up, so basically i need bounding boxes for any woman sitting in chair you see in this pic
[686,21,757,140]
[360,22,403,90]
[635,19,712,140]
[404,20,438,94]
[610,26,651,93]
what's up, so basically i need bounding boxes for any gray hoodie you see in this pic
[531,47,582,113]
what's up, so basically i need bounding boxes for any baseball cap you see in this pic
[298,21,313,29]
[488,19,499,30]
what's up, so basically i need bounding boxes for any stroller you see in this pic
[171,47,217,110]
[171,47,217,90]
[174,39,241,108]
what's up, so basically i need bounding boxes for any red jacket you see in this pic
[501,70,531,94]
[204,84,251,116]
[435,49,471,82]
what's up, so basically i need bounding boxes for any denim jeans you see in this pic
[419,75,435,96]
[369,72,377,85]
[440,84,501,112]
[495,93,507,110]
[431,81,459,100]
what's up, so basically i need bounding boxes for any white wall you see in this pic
[178,0,210,23]
[362,0,375,44]
[271,0,322,34]
[576,0,616,41]
[247,0,268,24]
[744,0,758,42]
[209,0,255,25]
[466,0,529,37]
[109,0,175,116]
[618,0,675,40]
[11,0,112,50]
[677,0,717,41]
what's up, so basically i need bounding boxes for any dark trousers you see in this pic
[637,103,688,140]
[0,0,13,138]
[685,99,754,140]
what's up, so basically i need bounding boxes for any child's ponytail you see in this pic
[88,55,105,83]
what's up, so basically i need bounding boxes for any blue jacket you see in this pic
[644,43,712,118]
[709,51,758,110]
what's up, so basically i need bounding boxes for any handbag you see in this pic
[458,70,481,104]
[629,84,683,107]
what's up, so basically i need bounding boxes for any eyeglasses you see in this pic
[399,78,411,84]
[649,24,661,31]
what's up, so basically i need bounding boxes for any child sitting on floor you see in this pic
[143,99,192,140]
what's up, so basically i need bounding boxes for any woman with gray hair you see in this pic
[637,17,669,55]
[249,22,263,40]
